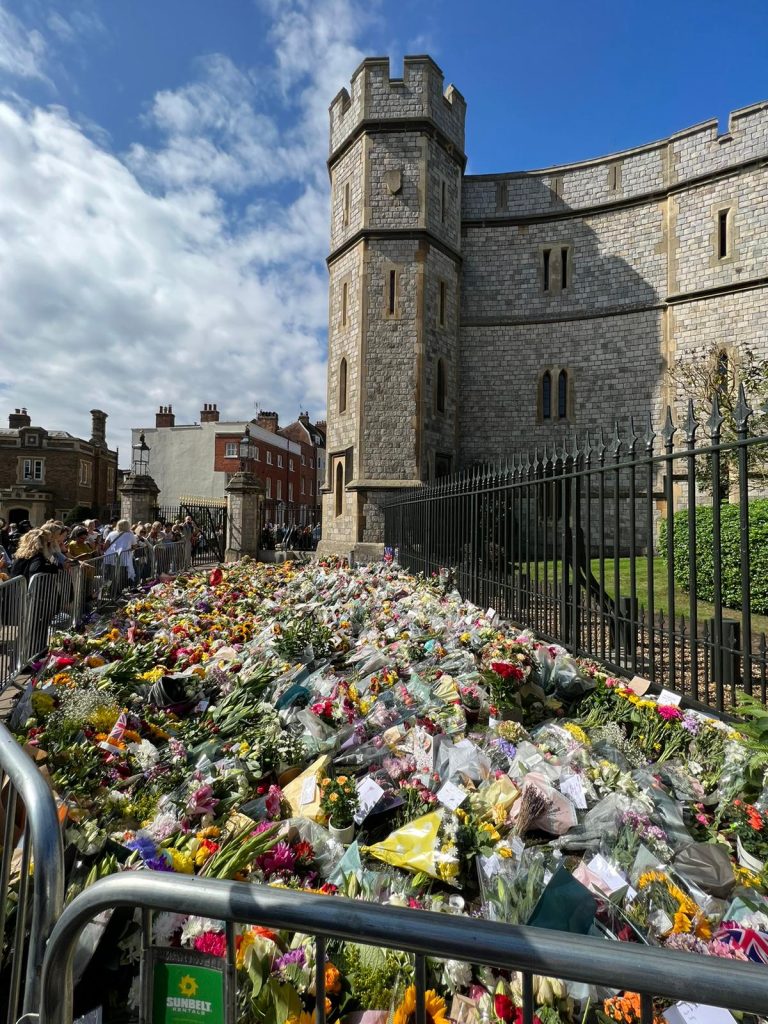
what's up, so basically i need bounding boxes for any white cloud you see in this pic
[0,0,377,465]
[0,4,47,80]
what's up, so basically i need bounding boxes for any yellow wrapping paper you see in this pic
[284,753,332,822]
[468,776,519,822]
[432,675,460,703]
[363,809,442,878]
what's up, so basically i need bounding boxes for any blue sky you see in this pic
[0,0,766,463]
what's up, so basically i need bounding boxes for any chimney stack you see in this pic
[298,410,311,426]
[155,405,176,428]
[90,409,107,447]
[9,408,31,429]
[256,410,279,433]
[200,403,220,423]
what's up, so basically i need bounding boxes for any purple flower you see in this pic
[495,739,517,760]
[272,947,306,978]
[145,854,173,872]
[681,713,701,735]
[126,834,157,861]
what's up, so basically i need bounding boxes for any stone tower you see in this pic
[319,56,466,558]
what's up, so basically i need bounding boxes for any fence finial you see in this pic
[707,394,724,440]
[627,416,639,455]
[682,398,698,444]
[611,420,622,457]
[661,405,676,448]
[734,382,753,435]
[643,411,656,453]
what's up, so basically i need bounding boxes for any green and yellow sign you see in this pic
[152,961,225,1024]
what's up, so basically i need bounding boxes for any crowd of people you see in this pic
[0,514,200,589]
[259,520,321,551]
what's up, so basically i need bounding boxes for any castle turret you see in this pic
[319,56,466,558]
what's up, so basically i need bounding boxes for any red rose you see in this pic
[494,995,516,1022]
[209,568,223,586]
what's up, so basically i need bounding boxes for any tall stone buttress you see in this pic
[318,56,466,559]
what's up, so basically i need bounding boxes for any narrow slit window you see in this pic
[542,249,551,292]
[441,180,447,223]
[558,369,568,419]
[335,462,344,518]
[561,247,569,289]
[717,349,729,397]
[343,182,350,227]
[436,359,447,414]
[718,209,729,259]
[439,281,446,327]
[388,269,396,316]
[341,282,348,326]
[338,357,347,413]
[542,371,552,420]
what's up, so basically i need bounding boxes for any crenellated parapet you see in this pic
[329,55,466,160]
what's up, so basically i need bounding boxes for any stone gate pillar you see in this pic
[119,474,160,525]
[225,472,264,561]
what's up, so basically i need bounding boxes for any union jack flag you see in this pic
[716,921,768,963]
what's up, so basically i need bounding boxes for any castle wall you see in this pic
[673,165,768,294]
[458,309,664,466]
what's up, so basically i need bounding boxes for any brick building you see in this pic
[0,408,118,525]
[132,404,324,522]
[319,55,768,556]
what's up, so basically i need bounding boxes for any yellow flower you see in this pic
[393,986,449,1024]
[672,911,692,934]
[168,849,194,874]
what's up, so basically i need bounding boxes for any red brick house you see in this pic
[0,408,118,524]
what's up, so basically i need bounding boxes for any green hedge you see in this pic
[659,499,768,615]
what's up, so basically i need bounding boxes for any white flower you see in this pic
[128,739,159,770]
[127,975,141,1011]
[153,912,187,945]
[180,916,223,944]
[442,958,472,992]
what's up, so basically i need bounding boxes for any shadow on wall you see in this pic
[458,173,665,467]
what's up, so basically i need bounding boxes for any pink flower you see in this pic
[257,841,297,879]
[194,931,227,957]
[185,784,219,818]
[657,704,683,720]
[265,785,283,819]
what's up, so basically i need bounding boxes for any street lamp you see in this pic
[239,424,254,473]
[131,432,150,476]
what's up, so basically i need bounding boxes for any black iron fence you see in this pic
[261,499,321,530]
[153,501,227,564]
[385,389,768,712]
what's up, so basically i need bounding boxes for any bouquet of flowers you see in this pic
[320,774,359,829]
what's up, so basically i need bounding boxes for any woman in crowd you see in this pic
[11,527,64,657]
[103,518,138,591]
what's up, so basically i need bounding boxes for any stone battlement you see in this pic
[463,100,768,220]
[329,55,466,158]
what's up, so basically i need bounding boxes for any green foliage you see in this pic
[659,499,768,614]
[64,504,93,525]
[340,943,412,1011]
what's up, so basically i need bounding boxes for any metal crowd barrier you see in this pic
[39,873,768,1024]
[0,720,64,1023]
[0,578,27,690]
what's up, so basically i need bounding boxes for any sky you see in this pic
[0,0,766,466]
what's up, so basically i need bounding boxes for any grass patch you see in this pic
[523,557,768,636]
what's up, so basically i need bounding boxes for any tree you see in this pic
[667,343,768,496]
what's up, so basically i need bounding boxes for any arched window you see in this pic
[542,371,552,420]
[558,369,568,419]
[335,462,344,518]
[436,358,447,414]
[338,358,347,414]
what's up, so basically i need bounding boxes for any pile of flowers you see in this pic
[6,557,768,1023]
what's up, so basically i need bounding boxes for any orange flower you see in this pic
[325,962,342,995]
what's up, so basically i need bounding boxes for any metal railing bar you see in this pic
[39,873,768,1024]
[8,823,31,1024]
[0,719,64,1016]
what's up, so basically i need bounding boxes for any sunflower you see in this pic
[393,986,449,1024]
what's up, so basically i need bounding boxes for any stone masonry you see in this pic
[318,55,768,557]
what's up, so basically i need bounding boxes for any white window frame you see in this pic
[266,478,272,498]
[79,459,91,486]
[225,442,238,458]
[254,447,260,461]
[23,458,44,482]
[276,480,282,500]
[288,483,294,502]
[266,451,273,465]
[289,458,294,472]
[301,478,305,495]
[277,454,284,469]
